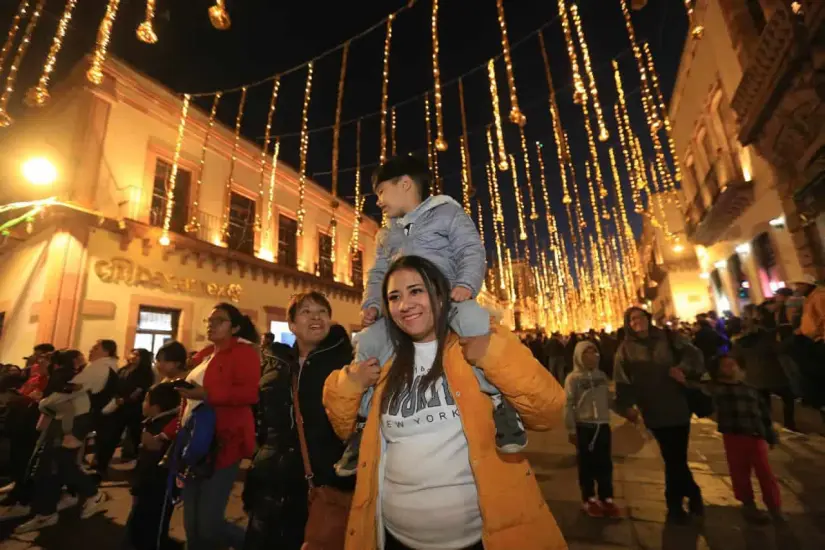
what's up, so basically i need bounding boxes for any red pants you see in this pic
[722,433,781,508]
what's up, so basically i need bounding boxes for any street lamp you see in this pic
[21,157,57,186]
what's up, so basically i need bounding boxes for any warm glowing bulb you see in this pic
[672,244,684,253]
[159,234,170,247]
[22,157,57,185]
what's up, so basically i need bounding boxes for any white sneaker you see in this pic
[80,491,108,519]
[13,513,58,534]
[0,503,31,520]
[57,493,79,512]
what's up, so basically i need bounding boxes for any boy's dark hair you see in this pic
[33,343,55,354]
[147,382,181,412]
[288,292,332,322]
[100,339,118,358]
[156,340,188,367]
[371,154,430,200]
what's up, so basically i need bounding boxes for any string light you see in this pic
[684,0,704,39]
[0,1,31,84]
[509,154,528,241]
[136,0,158,44]
[458,77,473,195]
[0,0,45,127]
[25,0,76,108]
[486,127,503,222]
[296,62,314,237]
[431,0,447,151]
[487,60,509,171]
[330,202,338,267]
[475,198,486,255]
[208,0,231,31]
[424,92,436,193]
[613,62,645,213]
[643,41,682,184]
[350,119,364,254]
[256,77,281,234]
[570,4,609,142]
[557,0,586,104]
[519,127,538,221]
[332,45,349,197]
[618,0,660,131]
[159,94,191,247]
[261,139,280,261]
[535,141,556,260]
[538,31,569,162]
[391,106,397,156]
[495,0,526,127]
[186,92,221,234]
[87,0,122,85]
[220,86,248,242]
[487,164,506,291]
[380,17,393,164]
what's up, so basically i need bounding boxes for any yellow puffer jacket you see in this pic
[322,328,568,550]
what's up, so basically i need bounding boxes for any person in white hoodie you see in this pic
[565,340,619,518]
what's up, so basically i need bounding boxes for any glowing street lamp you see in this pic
[22,157,57,186]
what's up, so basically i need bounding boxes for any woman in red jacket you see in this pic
[176,303,260,550]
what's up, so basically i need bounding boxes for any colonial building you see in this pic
[0,57,381,362]
[668,0,814,316]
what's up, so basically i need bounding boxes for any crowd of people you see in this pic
[0,153,822,549]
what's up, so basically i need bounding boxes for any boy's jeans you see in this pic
[356,299,496,415]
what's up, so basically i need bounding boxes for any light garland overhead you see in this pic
[25,0,76,108]
[349,118,363,254]
[87,0,122,85]
[424,92,436,193]
[391,106,397,156]
[485,127,504,222]
[460,136,471,216]
[487,60,509,171]
[618,0,660,131]
[220,86,248,242]
[519,127,538,221]
[684,0,704,39]
[186,92,221,234]
[136,0,158,44]
[332,44,349,197]
[159,94,191,247]
[256,77,281,234]
[380,17,394,164]
[431,0,447,151]
[0,0,45,127]
[495,0,526,127]
[261,138,280,262]
[643,41,682,184]
[458,77,473,196]
[487,163,506,292]
[0,1,31,82]
[570,3,609,142]
[557,0,586,104]
[296,62,314,237]
[509,154,528,241]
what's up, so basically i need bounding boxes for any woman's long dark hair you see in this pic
[379,256,452,413]
[129,348,153,373]
[214,302,259,344]
[44,349,83,397]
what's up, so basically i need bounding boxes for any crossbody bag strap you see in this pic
[291,373,315,489]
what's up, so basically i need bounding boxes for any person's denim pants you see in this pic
[182,462,245,550]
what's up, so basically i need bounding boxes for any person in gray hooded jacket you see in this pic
[565,340,619,518]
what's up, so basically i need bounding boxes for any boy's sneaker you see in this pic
[601,499,621,518]
[582,498,604,518]
[494,400,527,454]
[13,513,58,534]
[334,428,363,477]
[57,493,79,512]
[80,490,108,519]
[741,501,770,525]
[0,503,31,520]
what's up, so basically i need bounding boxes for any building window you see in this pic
[269,320,295,346]
[351,249,364,288]
[278,215,298,268]
[149,158,191,233]
[227,192,256,255]
[745,0,766,35]
[134,306,179,355]
[318,233,334,280]
[728,252,752,308]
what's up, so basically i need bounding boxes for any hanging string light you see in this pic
[332,45,349,198]
[87,0,122,85]
[350,119,364,254]
[424,92,436,193]
[256,77,281,234]
[0,0,45,126]
[535,141,556,253]
[643,41,682,184]
[25,0,76,108]
[618,0,660,131]
[487,60,509,171]
[557,0,586,104]
[475,198,486,252]
[186,92,221,234]
[486,127,503,222]
[391,106,397,156]
[458,77,473,195]
[296,62,314,237]
[570,3,609,142]
[136,0,158,44]
[488,165,507,292]
[495,0,526,127]
[379,17,393,164]
[0,1,31,81]
[518,127,538,221]
[538,31,569,162]
[260,138,280,262]
[684,0,705,39]
[460,136,471,216]
[431,0,447,151]
[159,94,191,247]
[208,0,231,31]
[220,86,248,242]
[509,154,528,241]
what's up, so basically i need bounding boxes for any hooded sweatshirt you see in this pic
[564,341,611,432]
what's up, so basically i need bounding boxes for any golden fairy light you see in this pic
[643,41,682,183]
[391,106,397,156]
[495,0,526,127]
[87,0,122,85]
[431,0,447,151]
[570,4,609,142]
[221,86,248,242]
[380,17,393,164]
[509,154,528,241]
[486,127,504,222]
[460,136,471,216]
[25,0,76,108]
[332,45,349,197]
[159,94,191,247]
[350,119,363,254]
[186,92,221,234]
[619,0,660,131]
[488,165,506,291]
[519,127,538,220]
[458,77,473,194]
[557,0,586,104]
[296,62,314,237]
[208,0,231,31]
[136,0,158,44]
[487,60,509,171]
[535,141,555,247]
[684,1,704,39]
[330,201,339,267]
[261,138,280,261]
[475,198,486,252]
[538,31,569,162]
[0,1,31,82]
[0,0,45,126]
[256,77,281,234]
[424,92,435,191]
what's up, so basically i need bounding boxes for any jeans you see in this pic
[32,445,98,515]
[722,433,781,509]
[575,423,613,501]
[96,407,143,474]
[182,462,245,550]
[650,425,702,513]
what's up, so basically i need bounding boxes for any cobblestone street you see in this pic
[2,401,825,550]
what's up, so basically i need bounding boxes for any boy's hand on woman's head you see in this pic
[361,307,379,327]
[450,287,472,302]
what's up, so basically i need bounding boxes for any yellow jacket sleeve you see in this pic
[477,328,566,431]
[322,367,365,441]
[800,287,825,342]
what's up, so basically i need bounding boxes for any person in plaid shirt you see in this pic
[708,355,782,524]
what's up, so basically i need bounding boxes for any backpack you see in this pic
[169,402,218,482]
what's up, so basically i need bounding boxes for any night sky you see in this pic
[2,0,689,263]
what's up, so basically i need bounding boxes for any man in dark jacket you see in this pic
[243,292,355,550]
